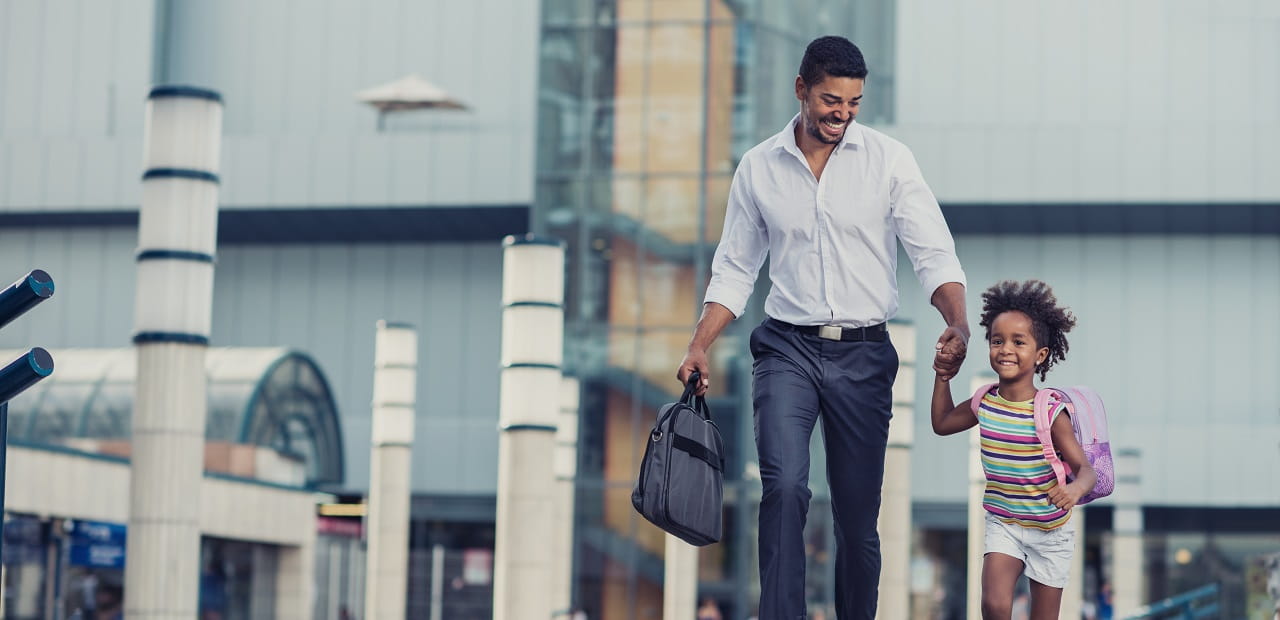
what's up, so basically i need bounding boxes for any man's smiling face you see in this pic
[796,74,864,145]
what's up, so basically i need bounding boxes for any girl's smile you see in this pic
[988,311,1048,389]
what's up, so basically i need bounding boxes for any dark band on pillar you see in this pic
[133,332,210,346]
[503,363,561,371]
[503,301,563,310]
[142,168,220,184]
[148,85,223,103]
[499,424,558,433]
[136,250,215,264]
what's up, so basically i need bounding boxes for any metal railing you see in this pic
[0,269,56,561]
[1122,583,1220,619]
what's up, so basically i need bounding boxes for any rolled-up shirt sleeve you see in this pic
[889,147,967,298]
[704,158,768,318]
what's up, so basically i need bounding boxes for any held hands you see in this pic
[1047,482,1086,511]
[677,346,711,396]
[933,325,970,382]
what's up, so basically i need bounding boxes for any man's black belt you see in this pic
[769,318,888,342]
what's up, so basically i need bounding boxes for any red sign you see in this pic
[316,516,363,538]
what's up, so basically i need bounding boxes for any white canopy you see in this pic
[355,73,467,111]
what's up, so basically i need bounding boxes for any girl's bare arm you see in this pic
[931,375,979,436]
[1045,411,1098,510]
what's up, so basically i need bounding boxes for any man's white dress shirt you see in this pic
[704,116,966,327]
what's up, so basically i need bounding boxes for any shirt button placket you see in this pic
[815,170,836,323]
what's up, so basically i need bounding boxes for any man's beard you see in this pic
[806,115,845,145]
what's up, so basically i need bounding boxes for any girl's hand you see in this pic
[1047,482,1084,511]
[932,325,970,382]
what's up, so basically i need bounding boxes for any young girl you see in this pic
[931,280,1097,620]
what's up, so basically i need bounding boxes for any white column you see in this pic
[552,376,580,616]
[126,85,223,619]
[967,374,995,619]
[493,236,565,620]
[365,322,418,620]
[876,322,915,620]
[275,539,316,620]
[1112,448,1144,616]
[1062,507,1086,619]
[663,537,698,619]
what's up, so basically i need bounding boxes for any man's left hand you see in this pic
[933,325,969,381]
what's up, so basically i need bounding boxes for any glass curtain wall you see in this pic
[535,1,892,618]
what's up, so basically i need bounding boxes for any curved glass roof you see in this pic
[0,347,344,488]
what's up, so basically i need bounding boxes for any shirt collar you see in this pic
[771,114,864,157]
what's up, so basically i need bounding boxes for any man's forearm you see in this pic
[930,282,969,332]
[689,302,736,352]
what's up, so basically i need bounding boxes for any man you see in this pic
[676,36,969,619]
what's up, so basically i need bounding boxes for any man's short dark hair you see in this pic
[798,36,868,86]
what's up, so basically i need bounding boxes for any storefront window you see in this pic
[2,515,48,620]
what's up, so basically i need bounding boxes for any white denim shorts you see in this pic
[983,512,1076,588]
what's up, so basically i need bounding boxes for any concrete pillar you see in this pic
[125,85,222,618]
[876,321,915,620]
[1112,448,1144,616]
[365,322,417,620]
[663,537,698,619]
[552,375,580,616]
[493,235,565,620]
[1062,507,1086,619]
[966,375,995,619]
[276,538,316,620]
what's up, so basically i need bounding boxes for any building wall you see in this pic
[0,227,506,493]
[0,0,541,210]
[895,233,1280,506]
[0,0,538,495]
[890,0,1280,203]
[0,0,157,210]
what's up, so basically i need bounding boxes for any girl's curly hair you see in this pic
[979,280,1077,381]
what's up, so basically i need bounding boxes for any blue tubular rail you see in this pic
[0,270,56,563]
[1123,583,1220,619]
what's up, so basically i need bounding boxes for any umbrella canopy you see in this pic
[356,74,468,112]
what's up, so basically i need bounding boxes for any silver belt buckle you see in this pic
[818,325,843,341]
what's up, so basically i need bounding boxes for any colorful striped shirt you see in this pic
[977,388,1071,530]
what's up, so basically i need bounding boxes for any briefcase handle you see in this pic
[680,371,712,421]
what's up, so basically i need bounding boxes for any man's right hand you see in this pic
[677,346,712,396]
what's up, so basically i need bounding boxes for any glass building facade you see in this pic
[535,1,894,617]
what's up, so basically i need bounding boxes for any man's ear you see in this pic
[795,75,806,101]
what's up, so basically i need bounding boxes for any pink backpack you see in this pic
[971,384,1115,505]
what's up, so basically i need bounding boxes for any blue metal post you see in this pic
[0,270,56,565]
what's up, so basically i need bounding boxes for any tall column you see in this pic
[1062,507,1086,619]
[967,374,995,619]
[493,235,565,620]
[876,321,916,620]
[552,376,580,616]
[365,322,417,620]
[1111,448,1144,616]
[663,537,698,620]
[275,539,316,620]
[125,85,223,618]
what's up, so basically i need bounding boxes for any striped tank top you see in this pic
[977,388,1070,530]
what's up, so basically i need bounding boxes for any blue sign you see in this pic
[67,520,127,569]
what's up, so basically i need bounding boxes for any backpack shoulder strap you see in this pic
[1033,388,1070,486]
[970,383,998,416]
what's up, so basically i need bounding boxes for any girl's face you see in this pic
[988,311,1049,384]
